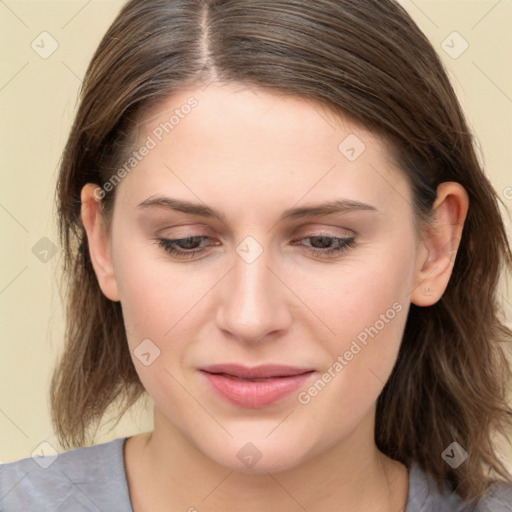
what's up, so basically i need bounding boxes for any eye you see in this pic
[155,236,216,259]
[292,235,356,258]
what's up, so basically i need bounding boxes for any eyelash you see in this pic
[155,235,356,259]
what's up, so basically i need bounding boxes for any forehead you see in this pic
[115,82,412,222]
[138,83,370,155]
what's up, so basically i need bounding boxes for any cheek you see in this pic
[112,237,205,341]
[112,246,202,408]
[295,235,414,338]
[297,241,413,402]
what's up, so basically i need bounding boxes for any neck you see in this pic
[125,407,409,512]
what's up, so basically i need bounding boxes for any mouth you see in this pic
[198,364,316,408]
[211,374,294,382]
[200,363,315,378]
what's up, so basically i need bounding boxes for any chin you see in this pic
[197,435,313,475]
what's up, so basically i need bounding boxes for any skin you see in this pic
[80,82,469,512]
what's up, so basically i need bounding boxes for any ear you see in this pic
[411,181,469,307]
[80,183,120,302]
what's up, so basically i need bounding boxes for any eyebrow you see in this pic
[136,195,378,223]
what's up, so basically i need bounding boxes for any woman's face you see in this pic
[89,82,430,472]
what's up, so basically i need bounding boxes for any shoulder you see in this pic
[407,463,512,512]
[0,437,132,512]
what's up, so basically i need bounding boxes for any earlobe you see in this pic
[80,183,120,302]
[410,182,469,307]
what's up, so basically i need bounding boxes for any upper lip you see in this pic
[199,364,315,379]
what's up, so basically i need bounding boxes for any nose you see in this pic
[215,242,293,344]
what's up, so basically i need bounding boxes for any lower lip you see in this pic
[200,371,314,408]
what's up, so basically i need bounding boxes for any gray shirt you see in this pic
[1,437,511,511]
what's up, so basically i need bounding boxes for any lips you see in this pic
[199,364,315,408]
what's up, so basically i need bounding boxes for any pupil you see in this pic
[312,237,332,249]
[179,237,200,249]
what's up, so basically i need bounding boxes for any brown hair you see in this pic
[52,0,512,502]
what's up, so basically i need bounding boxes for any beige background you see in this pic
[1,0,511,473]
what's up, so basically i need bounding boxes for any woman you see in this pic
[1,0,511,510]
